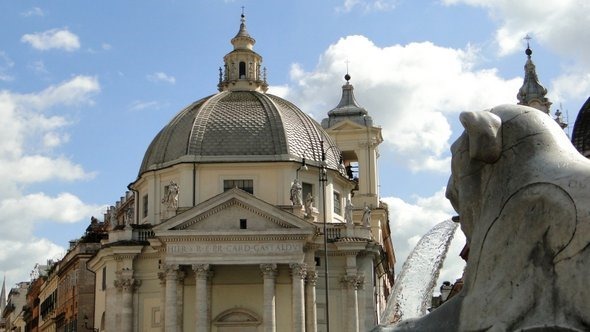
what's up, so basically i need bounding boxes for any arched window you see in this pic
[213,308,261,332]
[239,61,246,79]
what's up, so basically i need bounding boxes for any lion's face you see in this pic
[446,132,488,243]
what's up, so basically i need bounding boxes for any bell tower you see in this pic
[321,74,383,209]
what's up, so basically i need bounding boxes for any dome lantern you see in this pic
[218,13,268,92]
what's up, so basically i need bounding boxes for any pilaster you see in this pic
[193,264,211,332]
[115,268,140,332]
[290,263,307,332]
[260,263,278,332]
[164,265,179,332]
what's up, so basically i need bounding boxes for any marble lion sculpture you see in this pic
[376,104,590,332]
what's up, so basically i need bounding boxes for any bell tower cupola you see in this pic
[517,36,551,114]
[217,12,268,92]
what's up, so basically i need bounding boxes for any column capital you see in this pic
[165,264,179,272]
[341,274,365,290]
[306,270,318,286]
[192,264,211,279]
[260,263,278,278]
[289,263,307,280]
[115,268,140,292]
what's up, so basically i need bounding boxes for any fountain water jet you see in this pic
[381,219,458,324]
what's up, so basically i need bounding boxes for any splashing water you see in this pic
[381,219,458,324]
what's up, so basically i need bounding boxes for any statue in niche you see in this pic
[304,193,313,218]
[344,197,353,225]
[374,104,590,331]
[362,203,371,227]
[124,206,134,224]
[290,179,303,206]
[162,181,179,209]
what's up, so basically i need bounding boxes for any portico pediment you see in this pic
[153,188,316,237]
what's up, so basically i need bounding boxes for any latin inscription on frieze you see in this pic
[168,243,303,255]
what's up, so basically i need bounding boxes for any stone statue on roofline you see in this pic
[374,104,590,332]
[362,203,371,227]
[304,193,313,218]
[290,179,303,206]
[345,197,353,225]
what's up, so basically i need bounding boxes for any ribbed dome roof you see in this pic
[138,90,341,176]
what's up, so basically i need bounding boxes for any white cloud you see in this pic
[28,60,48,74]
[282,35,520,172]
[102,43,112,51]
[0,238,64,291]
[1,193,103,226]
[382,187,465,288]
[15,75,100,110]
[0,77,103,289]
[129,100,161,111]
[0,51,14,82]
[442,1,590,61]
[337,0,398,13]
[21,28,80,52]
[21,7,45,17]
[147,71,176,84]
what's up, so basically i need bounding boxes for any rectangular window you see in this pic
[302,182,313,202]
[142,194,148,218]
[240,219,247,229]
[101,267,106,291]
[333,191,342,214]
[223,179,254,194]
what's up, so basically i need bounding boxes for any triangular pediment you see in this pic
[153,188,316,236]
[326,119,368,131]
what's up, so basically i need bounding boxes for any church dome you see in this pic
[139,90,341,175]
[138,14,340,177]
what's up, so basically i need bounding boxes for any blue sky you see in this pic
[1,0,588,290]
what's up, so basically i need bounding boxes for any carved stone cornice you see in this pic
[160,234,310,243]
[114,253,138,261]
[260,263,277,279]
[289,263,307,280]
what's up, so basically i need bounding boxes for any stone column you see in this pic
[290,263,307,332]
[342,275,363,332]
[305,270,318,332]
[260,264,278,332]
[176,270,186,329]
[193,264,211,332]
[158,272,166,332]
[115,268,140,332]
[164,265,179,332]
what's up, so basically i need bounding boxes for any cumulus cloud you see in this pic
[0,238,64,290]
[0,77,102,286]
[383,187,465,290]
[443,0,590,58]
[21,28,80,51]
[147,71,176,84]
[281,35,519,172]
